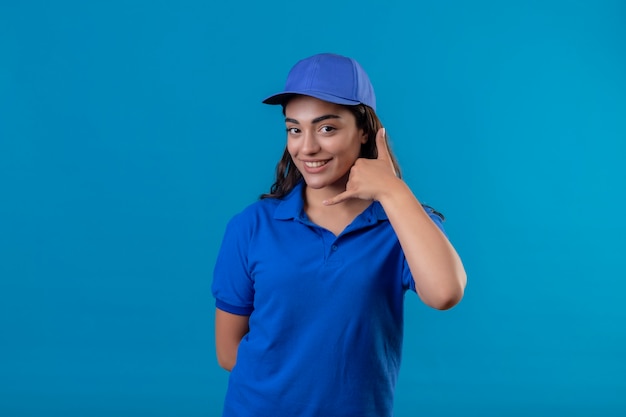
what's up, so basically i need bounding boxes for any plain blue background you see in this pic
[1,1,625,416]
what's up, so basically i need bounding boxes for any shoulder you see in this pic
[242,197,283,216]
[223,182,304,237]
[226,197,284,231]
[230,182,304,226]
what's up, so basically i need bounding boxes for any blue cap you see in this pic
[263,53,376,111]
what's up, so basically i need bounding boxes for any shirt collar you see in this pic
[274,181,388,222]
[273,181,306,220]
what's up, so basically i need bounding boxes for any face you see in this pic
[284,95,367,191]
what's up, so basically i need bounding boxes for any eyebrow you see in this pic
[285,114,342,125]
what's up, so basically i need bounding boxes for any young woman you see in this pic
[212,53,466,417]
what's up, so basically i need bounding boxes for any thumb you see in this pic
[376,127,391,161]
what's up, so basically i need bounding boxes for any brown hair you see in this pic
[260,103,402,199]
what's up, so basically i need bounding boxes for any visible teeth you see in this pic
[304,160,328,168]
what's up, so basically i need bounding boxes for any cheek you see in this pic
[286,140,298,158]
[350,139,365,158]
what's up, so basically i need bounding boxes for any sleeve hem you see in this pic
[215,299,253,316]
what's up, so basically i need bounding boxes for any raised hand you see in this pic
[323,128,401,205]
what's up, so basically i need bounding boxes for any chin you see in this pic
[303,180,328,189]
[304,178,345,191]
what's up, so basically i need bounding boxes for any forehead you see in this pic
[284,95,349,120]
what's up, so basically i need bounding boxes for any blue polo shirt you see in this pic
[212,181,445,417]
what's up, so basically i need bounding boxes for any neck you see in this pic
[302,182,372,236]
[304,185,343,206]
[303,183,370,214]
[303,174,348,206]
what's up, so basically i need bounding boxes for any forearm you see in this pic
[217,348,238,372]
[379,180,467,310]
[215,309,249,371]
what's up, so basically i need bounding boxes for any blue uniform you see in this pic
[212,181,445,417]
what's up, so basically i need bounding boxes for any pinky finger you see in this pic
[323,191,353,206]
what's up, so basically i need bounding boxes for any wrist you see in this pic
[376,177,410,203]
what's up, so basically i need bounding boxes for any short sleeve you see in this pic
[403,205,447,292]
[212,214,255,316]
[423,205,446,236]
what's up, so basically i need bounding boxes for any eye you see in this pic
[320,125,336,133]
[286,127,301,134]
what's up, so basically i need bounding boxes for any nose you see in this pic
[301,131,321,155]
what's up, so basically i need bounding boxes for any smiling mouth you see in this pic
[303,160,330,168]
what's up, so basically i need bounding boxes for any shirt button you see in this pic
[331,245,338,251]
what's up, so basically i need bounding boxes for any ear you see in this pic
[360,130,368,144]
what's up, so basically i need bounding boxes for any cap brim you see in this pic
[262,91,361,106]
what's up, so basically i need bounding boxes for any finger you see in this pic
[323,190,357,206]
[376,128,391,162]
